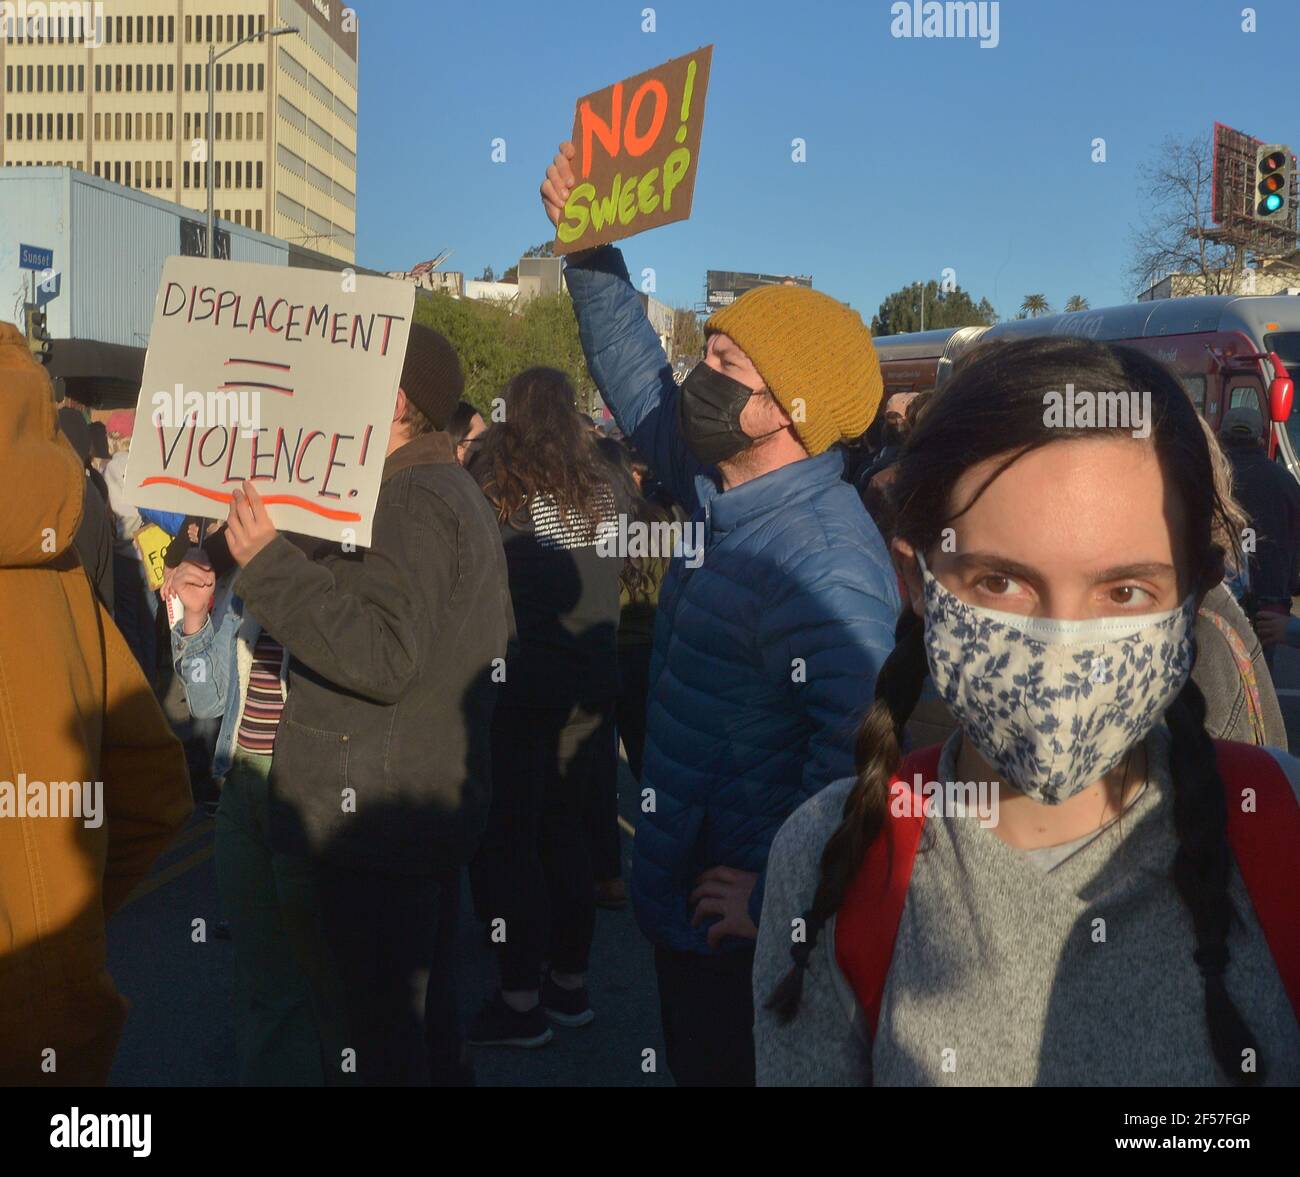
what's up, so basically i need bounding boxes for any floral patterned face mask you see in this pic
[916,553,1196,805]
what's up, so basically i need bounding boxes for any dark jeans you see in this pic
[471,699,617,990]
[654,945,756,1087]
[616,641,652,782]
[214,753,339,1086]
[312,865,471,1087]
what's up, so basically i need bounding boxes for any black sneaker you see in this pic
[467,994,554,1048]
[542,975,595,1027]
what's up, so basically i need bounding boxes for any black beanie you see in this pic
[400,324,464,431]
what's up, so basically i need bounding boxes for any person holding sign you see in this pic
[541,142,900,1086]
[169,324,514,1086]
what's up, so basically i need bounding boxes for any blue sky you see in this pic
[357,0,1300,321]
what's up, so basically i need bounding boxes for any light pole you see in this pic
[207,24,298,258]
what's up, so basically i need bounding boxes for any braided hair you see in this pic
[767,336,1263,1085]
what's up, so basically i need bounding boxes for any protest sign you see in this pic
[553,45,712,255]
[134,523,171,590]
[125,258,415,547]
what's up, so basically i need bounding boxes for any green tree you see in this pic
[1020,293,1051,318]
[870,280,998,336]
[1064,294,1089,312]
[673,306,704,360]
[411,290,598,417]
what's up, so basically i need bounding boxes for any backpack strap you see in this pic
[835,743,942,1039]
[1212,740,1300,1018]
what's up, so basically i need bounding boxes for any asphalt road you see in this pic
[106,754,669,1088]
[106,631,1300,1088]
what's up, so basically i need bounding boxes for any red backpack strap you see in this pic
[835,743,943,1038]
[1212,740,1300,1018]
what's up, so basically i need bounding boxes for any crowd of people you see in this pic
[1,138,1297,1088]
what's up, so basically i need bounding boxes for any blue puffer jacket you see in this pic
[566,247,900,954]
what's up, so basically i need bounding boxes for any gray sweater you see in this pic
[753,725,1300,1086]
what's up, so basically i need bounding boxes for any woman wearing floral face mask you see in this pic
[755,337,1300,1087]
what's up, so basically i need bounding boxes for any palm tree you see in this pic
[1064,295,1090,312]
[1020,294,1051,318]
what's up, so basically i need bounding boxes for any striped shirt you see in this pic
[236,633,286,754]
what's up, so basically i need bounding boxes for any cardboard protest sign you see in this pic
[553,45,712,255]
[125,258,415,547]
[134,523,172,589]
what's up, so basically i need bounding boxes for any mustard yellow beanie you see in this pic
[706,285,882,457]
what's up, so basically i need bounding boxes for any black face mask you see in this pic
[678,361,764,466]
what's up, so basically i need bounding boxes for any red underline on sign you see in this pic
[217,381,295,395]
[138,477,362,522]
[226,358,292,371]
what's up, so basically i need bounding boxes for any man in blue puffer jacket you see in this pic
[543,142,900,1086]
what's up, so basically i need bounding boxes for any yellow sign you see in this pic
[135,523,172,590]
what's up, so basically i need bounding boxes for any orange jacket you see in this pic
[0,322,193,1085]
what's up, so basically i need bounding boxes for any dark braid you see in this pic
[1164,676,1264,1085]
[766,609,928,1021]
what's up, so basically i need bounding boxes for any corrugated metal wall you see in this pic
[67,170,288,347]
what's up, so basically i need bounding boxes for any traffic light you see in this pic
[23,304,51,365]
[1255,143,1292,223]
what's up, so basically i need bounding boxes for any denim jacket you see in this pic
[170,575,287,780]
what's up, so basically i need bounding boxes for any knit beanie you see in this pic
[400,324,464,431]
[705,285,882,456]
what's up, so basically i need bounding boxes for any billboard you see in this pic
[706,270,813,306]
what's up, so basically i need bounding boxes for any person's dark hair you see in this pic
[904,390,932,431]
[447,400,482,447]
[398,397,437,439]
[767,336,1261,1085]
[596,435,673,603]
[475,367,614,529]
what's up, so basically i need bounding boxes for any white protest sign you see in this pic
[124,257,416,547]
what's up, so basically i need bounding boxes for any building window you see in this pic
[236,63,243,91]
[57,64,63,91]
[146,64,153,92]
[77,113,84,140]
[136,64,143,91]
[125,14,132,42]
[184,161,190,188]
[257,160,264,188]
[134,161,141,187]
[238,15,245,40]
[166,161,173,188]
[145,160,152,188]
[94,112,101,139]
[225,160,232,188]
[114,112,121,139]
[226,63,233,91]
[36,66,43,92]
[136,16,143,43]
[256,209,263,231]
[167,113,174,139]
[258,112,265,139]
[78,65,85,92]
[258,63,265,91]
[226,112,232,140]
[185,15,191,43]
[168,64,174,92]
[169,15,175,43]
[114,161,121,184]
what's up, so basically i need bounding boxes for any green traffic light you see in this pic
[1264,193,1283,213]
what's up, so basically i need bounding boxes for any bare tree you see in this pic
[1128,133,1246,297]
